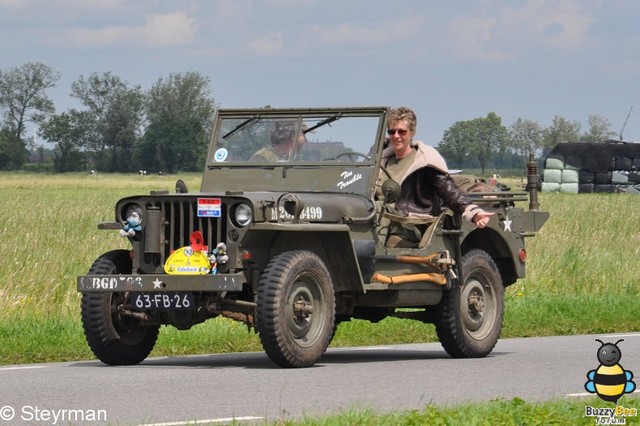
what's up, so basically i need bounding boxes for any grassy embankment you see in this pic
[272,396,639,425]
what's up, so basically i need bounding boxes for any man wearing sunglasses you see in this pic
[378,107,494,248]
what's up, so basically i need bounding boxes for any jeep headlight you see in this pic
[233,203,252,227]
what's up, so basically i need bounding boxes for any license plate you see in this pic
[129,293,194,310]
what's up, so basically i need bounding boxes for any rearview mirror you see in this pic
[381,179,400,203]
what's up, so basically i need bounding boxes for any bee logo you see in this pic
[584,339,636,403]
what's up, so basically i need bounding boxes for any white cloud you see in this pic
[309,15,425,47]
[448,0,593,63]
[143,12,197,47]
[212,0,254,21]
[57,11,196,49]
[503,0,593,49]
[449,15,510,62]
[251,32,285,55]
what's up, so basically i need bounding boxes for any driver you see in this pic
[250,121,307,162]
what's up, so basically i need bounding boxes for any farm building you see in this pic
[541,140,640,194]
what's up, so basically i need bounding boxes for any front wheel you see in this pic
[434,249,504,358]
[256,250,335,368]
[81,250,159,365]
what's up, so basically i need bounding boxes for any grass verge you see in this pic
[272,396,639,425]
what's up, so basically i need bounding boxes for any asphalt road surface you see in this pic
[1,333,639,425]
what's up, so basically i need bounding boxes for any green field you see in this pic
[1,172,638,424]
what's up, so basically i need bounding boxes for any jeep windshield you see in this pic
[202,107,389,194]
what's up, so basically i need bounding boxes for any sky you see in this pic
[1,0,640,146]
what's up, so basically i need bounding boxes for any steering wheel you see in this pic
[333,151,372,162]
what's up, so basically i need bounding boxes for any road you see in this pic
[0,333,638,425]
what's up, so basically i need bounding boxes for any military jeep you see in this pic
[77,106,548,368]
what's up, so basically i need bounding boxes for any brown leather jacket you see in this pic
[379,140,482,223]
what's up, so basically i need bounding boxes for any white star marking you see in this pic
[502,216,512,232]
[153,278,163,289]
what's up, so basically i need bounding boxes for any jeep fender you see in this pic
[242,223,365,293]
[461,226,520,286]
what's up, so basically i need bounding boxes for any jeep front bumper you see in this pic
[77,272,245,293]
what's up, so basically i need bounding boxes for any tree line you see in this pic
[0,62,620,174]
[437,112,619,173]
[0,62,215,173]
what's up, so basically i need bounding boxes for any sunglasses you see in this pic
[387,128,408,136]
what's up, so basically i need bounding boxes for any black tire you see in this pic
[435,249,504,358]
[81,250,159,365]
[256,250,335,368]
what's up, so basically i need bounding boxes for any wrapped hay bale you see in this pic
[545,144,640,195]
[578,170,595,183]
[561,169,579,183]
[595,184,615,193]
[543,169,562,184]
[595,172,612,184]
[541,182,561,192]
[545,157,564,170]
[628,171,640,184]
[579,184,594,193]
[612,171,629,184]
[624,184,640,194]
[614,157,633,170]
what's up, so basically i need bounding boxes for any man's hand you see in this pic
[472,211,495,228]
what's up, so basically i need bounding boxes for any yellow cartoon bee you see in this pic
[585,339,636,403]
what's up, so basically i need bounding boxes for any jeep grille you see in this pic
[138,198,227,272]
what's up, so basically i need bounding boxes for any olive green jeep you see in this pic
[77,106,548,368]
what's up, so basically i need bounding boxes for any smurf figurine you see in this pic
[209,242,228,274]
[120,211,142,237]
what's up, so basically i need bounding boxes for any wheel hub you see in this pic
[462,281,487,332]
[286,282,321,339]
[293,297,314,320]
[468,292,485,316]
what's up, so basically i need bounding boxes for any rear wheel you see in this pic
[256,250,335,368]
[435,249,504,358]
[81,250,159,365]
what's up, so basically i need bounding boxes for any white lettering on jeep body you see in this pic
[337,170,362,189]
[271,206,323,221]
[91,277,118,290]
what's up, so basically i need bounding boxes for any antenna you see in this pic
[619,106,633,141]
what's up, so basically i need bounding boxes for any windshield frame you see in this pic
[206,107,388,166]
[201,107,390,195]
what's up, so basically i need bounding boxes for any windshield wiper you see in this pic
[303,113,342,134]
[222,116,259,139]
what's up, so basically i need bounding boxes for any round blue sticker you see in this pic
[214,148,228,162]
